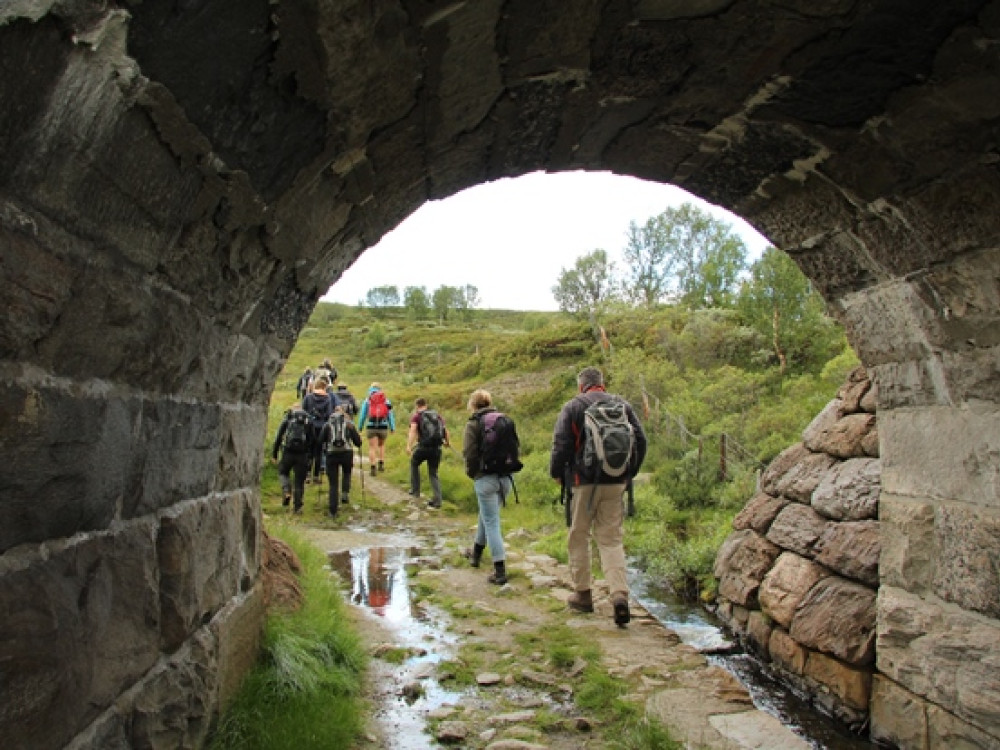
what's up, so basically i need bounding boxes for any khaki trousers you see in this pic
[568,482,628,597]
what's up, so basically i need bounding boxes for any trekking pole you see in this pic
[359,445,365,501]
[562,465,573,528]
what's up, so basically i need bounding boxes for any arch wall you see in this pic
[0,2,997,747]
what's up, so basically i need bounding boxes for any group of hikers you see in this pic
[272,362,647,627]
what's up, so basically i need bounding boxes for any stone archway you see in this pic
[1,2,997,747]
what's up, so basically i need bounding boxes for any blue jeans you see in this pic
[473,475,511,562]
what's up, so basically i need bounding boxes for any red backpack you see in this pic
[369,391,389,420]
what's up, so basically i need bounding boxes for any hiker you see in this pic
[549,366,647,626]
[272,402,315,514]
[302,377,336,483]
[313,358,337,389]
[462,389,512,585]
[296,367,313,399]
[335,382,359,418]
[319,405,362,517]
[406,397,450,508]
[357,382,395,476]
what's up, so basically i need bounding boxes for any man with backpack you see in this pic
[335,383,359,418]
[462,389,522,585]
[406,397,450,508]
[302,377,337,483]
[549,367,647,626]
[357,383,395,476]
[319,405,362,517]
[272,402,316,514]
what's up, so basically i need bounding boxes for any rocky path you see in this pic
[294,474,814,750]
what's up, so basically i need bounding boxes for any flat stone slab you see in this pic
[710,710,812,749]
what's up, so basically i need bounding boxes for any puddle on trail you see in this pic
[328,543,462,750]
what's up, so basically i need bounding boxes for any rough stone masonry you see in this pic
[0,1,998,748]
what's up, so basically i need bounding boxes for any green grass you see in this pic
[208,525,368,750]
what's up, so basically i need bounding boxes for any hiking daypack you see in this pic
[418,410,444,448]
[284,410,312,453]
[478,411,523,475]
[326,412,349,452]
[369,391,389,421]
[580,397,636,481]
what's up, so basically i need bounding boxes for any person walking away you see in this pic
[406,397,449,508]
[272,402,315,514]
[357,382,395,476]
[296,367,313,399]
[463,389,520,585]
[314,358,337,387]
[335,382,359,418]
[302,377,336,483]
[320,406,362,516]
[549,366,647,626]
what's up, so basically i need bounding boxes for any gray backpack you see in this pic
[580,397,635,481]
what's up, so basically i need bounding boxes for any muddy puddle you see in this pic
[312,529,462,749]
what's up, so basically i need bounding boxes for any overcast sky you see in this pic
[322,171,773,311]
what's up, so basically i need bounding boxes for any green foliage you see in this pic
[209,525,367,750]
[552,248,618,317]
[403,286,430,320]
[364,285,400,315]
[365,321,388,349]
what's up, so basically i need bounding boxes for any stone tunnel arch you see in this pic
[0,2,997,748]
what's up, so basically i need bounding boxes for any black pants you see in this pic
[309,441,326,479]
[325,449,354,514]
[277,450,311,509]
[409,446,442,502]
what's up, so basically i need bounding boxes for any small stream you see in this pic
[628,567,879,750]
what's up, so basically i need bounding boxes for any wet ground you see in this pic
[289,473,877,750]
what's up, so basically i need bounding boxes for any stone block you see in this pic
[773,450,839,503]
[769,627,808,675]
[806,412,877,459]
[837,366,872,413]
[814,520,880,587]
[811,457,881,521]
[879,493,936,592]
[759,442,810,496]
[213,584,265,710]
[0,521,161,749]
[714,529,781,608]
[158,493,252,651]
[877,586,1000,734]
[759,551,828,628]
[766,503,830,557]
[934,501,1000,619]
[733,491,789,534]
[801,399,842,449]
[746,610,774,657]
[880,404,1000,509]
[803,651,873,711]
[870,674,929,750]
[927,700,1000,750]
[790,577,876,666]
[859,380,878,412]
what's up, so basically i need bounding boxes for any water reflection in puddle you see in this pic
[329,546,463,750]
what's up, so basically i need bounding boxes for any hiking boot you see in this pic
[464,543,485,568]
[427,499,441,509]
[292,506,302,515]
[282,493,291,507]
[377,460,385,472]
[612,593,631,627]
[568,589,594,613]
[488,561,507,585]
[370,466,376,477]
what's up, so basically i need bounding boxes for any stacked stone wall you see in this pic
[714,366,880,729]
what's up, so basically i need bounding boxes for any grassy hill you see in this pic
[263,301,857,599]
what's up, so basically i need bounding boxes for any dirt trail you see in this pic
[295,473,812,750]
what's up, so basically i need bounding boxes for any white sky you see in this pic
[322,171,773,311]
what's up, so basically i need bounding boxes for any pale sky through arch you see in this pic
[322,171,773,312]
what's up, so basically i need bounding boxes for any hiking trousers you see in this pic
[278,450,311,509]
[410,446,442,502]
[568,483,628,597]
[473,474,511,563]
[325,449,354,514]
